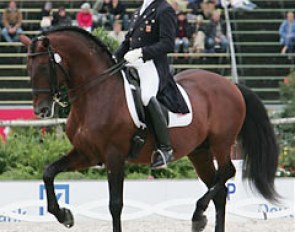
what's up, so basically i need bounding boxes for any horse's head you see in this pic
[23,26,120,118]
[27,35,69,118]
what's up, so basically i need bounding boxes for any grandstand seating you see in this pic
[0,0,294,106]
[232,0,295,104]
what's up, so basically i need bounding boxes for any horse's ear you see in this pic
[42,37,50,48]
[19,34,32,48]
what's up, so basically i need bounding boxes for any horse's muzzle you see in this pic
[34,101,55,119]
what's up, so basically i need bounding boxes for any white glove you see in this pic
[124,48,143,64]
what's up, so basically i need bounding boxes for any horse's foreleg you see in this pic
[106,151,125,232]
[43,155,74,228]
[43,148,92,228]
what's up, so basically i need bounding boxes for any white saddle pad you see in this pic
[122,72,193,129]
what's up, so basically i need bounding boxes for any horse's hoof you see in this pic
[60,208,74,228]
[192,215,208,232]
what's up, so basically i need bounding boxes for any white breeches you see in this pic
[126,59,159,106]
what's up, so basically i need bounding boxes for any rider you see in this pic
[114,0,189,169]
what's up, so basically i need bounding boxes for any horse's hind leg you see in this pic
[43,148,94,228]
[189,146,236,232]
[211,161,235,232]
[188,149,216,232]
[210,144,236,232]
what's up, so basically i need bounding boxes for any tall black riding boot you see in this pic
[146,97,174,169]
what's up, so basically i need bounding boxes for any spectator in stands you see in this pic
[93,0,104,11]
[205,10,228,53]
[168,0,188,14]
[230,0,257,11]
[201,0,216,19]
[52,6,72,27]
[187,0,202,16]
[40,1,53,31]
[191,15,206,53]
[1,0,23,42]
[108,0,129,30]
[213,0,224,9]
[279,11,295,54]
[108,20,125,43]
[76,2,93,32]
[175,12,192,53]
[93,0,111,28]
[169,0,180,14]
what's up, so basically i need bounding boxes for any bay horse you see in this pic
[23,26,279,232]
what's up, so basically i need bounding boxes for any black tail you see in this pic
[237,84,279,201]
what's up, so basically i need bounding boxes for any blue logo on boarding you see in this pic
[39,184,70,216]
[226,182,236,200]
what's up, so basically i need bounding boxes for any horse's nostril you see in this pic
[41,107,49,114]
[35,107,50,118]
[41,107,51,116]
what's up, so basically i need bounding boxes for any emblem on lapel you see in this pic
[145,25,152,33]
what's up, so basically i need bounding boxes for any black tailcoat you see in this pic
[115,0,189,114]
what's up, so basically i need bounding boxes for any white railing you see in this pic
[0,117,295,128]
[0,118,67,127]
[222,0,239,83]
[271,117,295,125]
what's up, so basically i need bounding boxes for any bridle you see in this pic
[28,36,72,107]
[28,35,126,107]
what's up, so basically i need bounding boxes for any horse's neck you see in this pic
[67,53,115,90]
[68,53,124,121]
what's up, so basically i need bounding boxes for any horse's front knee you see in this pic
[43,165,55,183]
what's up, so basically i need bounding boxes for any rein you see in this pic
[28,36,126,106]
[67,59,126,102]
